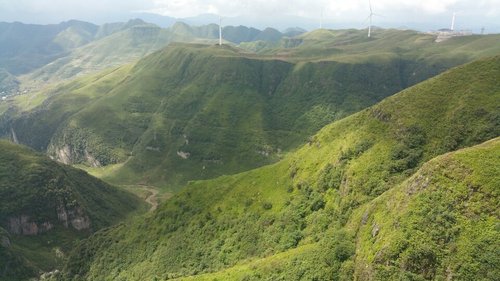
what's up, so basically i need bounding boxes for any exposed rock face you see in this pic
[55,145,72,165]
[51,144,102,167]
[7,216,53,235]
[6,206,90,236]
[84,149,101,168]
[177,151,190,159]
[57,205,91,231]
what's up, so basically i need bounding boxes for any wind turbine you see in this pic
[219,16,223,46]
[450,12,456,31]
[366,0,381,38]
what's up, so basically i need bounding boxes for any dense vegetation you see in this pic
[0,140,145,279]
[1,227,37,281]
[4,30,500,190]
[55,56,500,280]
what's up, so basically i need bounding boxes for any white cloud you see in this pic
[146,0,467,18]
[0,0,499,30]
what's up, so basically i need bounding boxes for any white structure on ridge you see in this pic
[366,0,381,37]
[451,12,456,31]
[219,16,223,46]
[429,12,472,42]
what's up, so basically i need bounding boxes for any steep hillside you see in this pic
[1,227,37,281]
[348,138,500,280]
[170,138,500,281]
[2,36,481,190]
[0,140,145,279]
[56,56,499,280]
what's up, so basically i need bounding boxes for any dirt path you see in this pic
[121,185,163,212]
[143,187,160,211]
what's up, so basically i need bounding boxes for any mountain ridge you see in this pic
[3,40,485,190]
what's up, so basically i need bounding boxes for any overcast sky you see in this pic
[1,0,499,32]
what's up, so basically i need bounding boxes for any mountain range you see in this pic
[2,27,500,191]
[0,19,299,94]
[0,18,498,281]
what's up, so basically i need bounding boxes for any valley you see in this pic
[0,16,498,281]
[53,55,500,281]
[2,29,499,192]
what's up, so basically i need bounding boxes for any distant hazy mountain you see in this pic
[0,20,98,75]
[0,19,300,91]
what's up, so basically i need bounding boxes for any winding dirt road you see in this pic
[143,187,159,211]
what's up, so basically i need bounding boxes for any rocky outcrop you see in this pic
[83,149,101,168]
[55,145,72,165]
[7,216,53,235]
[6,205,90,236]
[51,144,101,167]
[57,205,91,231]
[177,151,190,159]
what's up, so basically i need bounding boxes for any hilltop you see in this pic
[54,56,500,280]
[0,140,145,280]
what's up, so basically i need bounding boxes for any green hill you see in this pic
[170,138,500,281]
[0,140,145,280]
[55,56,500,280]
[3,32,491,190]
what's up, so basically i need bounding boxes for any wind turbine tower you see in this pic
[367,0,375,37]
[219,16,223,46]
[450,12,456,31]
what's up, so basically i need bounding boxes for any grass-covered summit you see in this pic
[56,56,500,280]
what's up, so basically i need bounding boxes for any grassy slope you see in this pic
[259,29,500,64]
[175,138,500,281]
[0,140,146,279]
[58,56,499,280]
[348,138,500,280]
